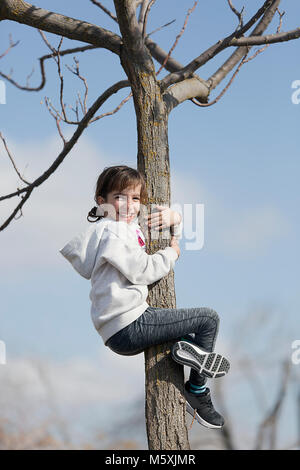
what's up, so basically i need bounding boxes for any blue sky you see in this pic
[0,0,300,449]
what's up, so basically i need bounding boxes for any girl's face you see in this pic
[97,184,141,223]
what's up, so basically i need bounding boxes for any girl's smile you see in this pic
[97,184,141,223]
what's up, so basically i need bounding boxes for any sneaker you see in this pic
[184,382,225,429]
[171,340,230,378]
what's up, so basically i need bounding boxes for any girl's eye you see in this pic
[115,196,140,200]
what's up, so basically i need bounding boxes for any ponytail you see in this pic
[87,206,102,223]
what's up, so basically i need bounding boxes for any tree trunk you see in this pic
[119,44,190,450]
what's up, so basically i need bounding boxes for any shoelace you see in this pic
[198,394,218,416]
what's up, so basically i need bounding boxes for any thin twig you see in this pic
[138,0,150,27]
[39,31,83,126]
[90,91,132,123]
[65,57,89,115]
[142,0,156,39]
[90,0,118,22]
[69,100,80,122]
[147,19,176,38]
[0,34,20,60]
[55,117,66,145]
[227,0,244,30]
[0,132,31,185]
[156,1,198,76]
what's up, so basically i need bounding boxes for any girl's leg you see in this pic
[105,305,220,386]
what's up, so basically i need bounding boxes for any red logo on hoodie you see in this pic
[136,229,145,247]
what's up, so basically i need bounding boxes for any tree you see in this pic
[1,0,300,449]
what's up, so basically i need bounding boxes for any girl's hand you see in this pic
[170,235,180,259]
[147,205,182,231]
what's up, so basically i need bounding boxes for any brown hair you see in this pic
[87,165,148,222]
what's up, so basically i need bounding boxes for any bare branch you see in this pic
[0,80,129,231]
[0,0,121,54]
[227,0,244,30]
[44,97,67,145]
[65,58,88,115]
[161,0,280,90]
[39,30,131,130]
[192,7,285,108]
[138,0,151,27]
[208,0,281,90]
[90,0,118,22]
[147,19,176,38]
[230,26,300,47]
[25,66,35,87]
[90,90,132,123]
[39,31,87,127]
[0,132,31,185]
[0,42,100,92]
[163,77,209,112]
[161,1,284,109]
[38,31,73,125]
[142,0,156,39]
[0,33,20,60]
[1,186,34,230]
[156,1,198,76]
[55,118,67,145]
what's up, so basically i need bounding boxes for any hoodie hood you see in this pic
[59,217,142,280]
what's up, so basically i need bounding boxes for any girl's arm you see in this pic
[100,227,178,285]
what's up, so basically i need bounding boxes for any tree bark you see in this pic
[116,5,189,448]
[136,87,189,450]
[135,71,190,451]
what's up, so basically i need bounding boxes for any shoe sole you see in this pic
[171,341,230,378]
[185,401,223,429]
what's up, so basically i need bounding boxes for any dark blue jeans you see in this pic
[105,305,220,386]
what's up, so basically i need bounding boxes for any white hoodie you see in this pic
[59,216,181,344]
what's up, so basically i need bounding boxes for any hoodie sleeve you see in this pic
[100,227,178,285]
[59,225,101,280]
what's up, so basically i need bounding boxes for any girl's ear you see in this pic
[97,196,105,205]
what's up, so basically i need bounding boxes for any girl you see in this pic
[60,165,230,429]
